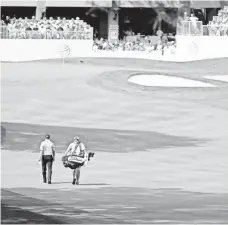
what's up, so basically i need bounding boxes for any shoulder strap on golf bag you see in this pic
[71,143,79,155]
[78,143,85,157]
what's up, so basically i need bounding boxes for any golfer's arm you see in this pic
[39,144,44,160]
[52,146,55,159]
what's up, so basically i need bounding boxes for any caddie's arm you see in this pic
[81,143,87,157]
[81,143,86,153]
[64,144,72,156]
[38,142,44,162]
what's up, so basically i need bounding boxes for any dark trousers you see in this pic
[42,155,53,182]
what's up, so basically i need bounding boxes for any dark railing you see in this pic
[177,21,203,36]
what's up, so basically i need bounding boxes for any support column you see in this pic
[202,8,206,18]
[108,8,119,41]
[207,8,218,22]
[178,1,191,20]
[36,0,46,20]
[176,1,190,34]
[99,10,108,39]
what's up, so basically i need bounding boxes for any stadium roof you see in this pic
[0,0,112,7]
[1,0,227,8]
[116,0,182,8]
[116,0,228,8]
[190,1,228,8]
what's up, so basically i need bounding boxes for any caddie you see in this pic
[64,136,86,185]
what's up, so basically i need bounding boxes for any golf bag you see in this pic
[62,152,95,170]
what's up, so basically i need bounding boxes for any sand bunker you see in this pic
[205,75,228,83]
[128,75,215,87]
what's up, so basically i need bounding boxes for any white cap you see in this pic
[73,136,80,141]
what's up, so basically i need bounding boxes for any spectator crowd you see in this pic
[92,35,176,55]
[1,15,93,39]
[0,14,176,55]
[182,6,228,36]
[207,6,228,36]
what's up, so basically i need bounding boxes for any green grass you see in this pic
[1,58,228,224]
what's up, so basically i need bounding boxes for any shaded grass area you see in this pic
[1,190,67,224]
[1,189,123,224]
[1,189,91,224]
[1,125,6,145]
[1,204,65,224]
[1,122,203,153]
[2,187,228,224]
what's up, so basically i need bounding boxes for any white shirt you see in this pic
[190,16,198,22]
[66,142,86,156]
[40,139,55,156]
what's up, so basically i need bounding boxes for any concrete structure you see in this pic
[1,34,228,62]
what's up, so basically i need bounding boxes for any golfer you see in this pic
[38,134,55,184]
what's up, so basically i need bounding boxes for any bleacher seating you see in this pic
[92,36,176,55]
[207,6,228,36]
[0,16,93,39]
[0,14,176,56]
[179,6,228,36]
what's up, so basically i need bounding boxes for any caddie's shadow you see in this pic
[78,183,110,186]
[51,182,110,186]
[51,181,72,184]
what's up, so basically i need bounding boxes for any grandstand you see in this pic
[1,1,228,59]
[1,16,94,39]
[1,0,228,40]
